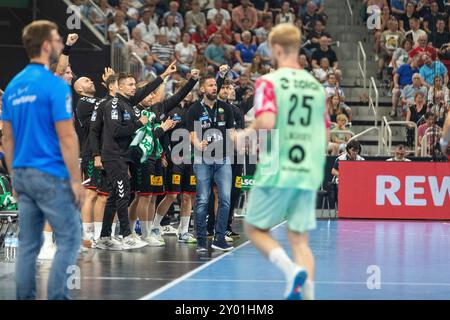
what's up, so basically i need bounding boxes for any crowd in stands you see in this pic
[363,0,449,156]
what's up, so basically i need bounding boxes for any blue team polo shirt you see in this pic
[397,64,419,86]
[2,63,73,179]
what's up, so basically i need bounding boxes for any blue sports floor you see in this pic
[141,220,450,300]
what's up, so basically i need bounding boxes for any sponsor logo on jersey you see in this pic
[123,111,131,121]
[235,176,242,189]
[190,175,196,185]
[151,175,163,186]
[111,109,118,120]
[172,174,181,185]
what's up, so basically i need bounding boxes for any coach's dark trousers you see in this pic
[100,161,132,238]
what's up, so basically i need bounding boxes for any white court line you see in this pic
[157,261,205,264]
[139,221,287,300]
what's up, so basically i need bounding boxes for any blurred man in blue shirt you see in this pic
[2,20,85,300]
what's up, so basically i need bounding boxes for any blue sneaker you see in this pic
[196,238,208,252]
[286,268,308,300]
[211,237,234,251]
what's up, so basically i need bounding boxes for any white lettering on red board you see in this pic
[376,176,450,206]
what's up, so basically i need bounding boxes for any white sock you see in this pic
[129,219,137,233]
[303,280,315,300]
[94,222,102,240]
[152,214,164,230]
[83,223,94,240]
[179,216,190,235]
[141,221,149,238]
[111,222,117,237]
[43,231,53,246]
[268,247,294,281]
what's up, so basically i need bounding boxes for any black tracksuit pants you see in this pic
[100,160,132,238]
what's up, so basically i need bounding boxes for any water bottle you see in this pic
[4,233,12,262]
[11,234,18,262]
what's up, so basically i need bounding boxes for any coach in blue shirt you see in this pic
[2,20,85,300]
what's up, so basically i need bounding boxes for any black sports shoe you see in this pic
[225,229,240,239]
[196,238,208,252]
[211,237,234,251]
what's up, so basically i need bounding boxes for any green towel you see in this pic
[130,110,163,163]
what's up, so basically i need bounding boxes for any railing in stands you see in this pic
[345,0,354,29]
[357,41,367,89]
[420,128,442,157]
[369,77,378,126]
[348,127,381,156]
[87,0,109,42]
[382,116,419,156]
[130,52,146,82]
[111,34,129,73]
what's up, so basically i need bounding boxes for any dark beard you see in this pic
[205,92,217,101]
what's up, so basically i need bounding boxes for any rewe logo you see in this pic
[376,176,450,206]
[366,5,381,30]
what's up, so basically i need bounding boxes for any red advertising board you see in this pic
[338,161,450,220]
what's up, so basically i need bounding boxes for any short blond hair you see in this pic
[336,114,348,123]
[268,23,301,54]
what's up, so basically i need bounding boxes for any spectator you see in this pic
[428,75,449,126]
[234,31,258,73]
[296,0,308,17]
[163,1,184,30]
[400,73,428,109]
[255,15,273,41]
[175,32,198,75]
[143,55,158,80]
[160,15,181,45]
[276,1,296,24]
[88,0,114,35]
[207,14,233,44]
[207,0,231,25]
[390,0,406,20]
[306,19,332,54]
[331,140,365,185]
[232,0,258,30]
[391,56,420,116]
[234,18,257,44]
[249,53,267,81]
[419,52,448,86]
[323,73,345,100]
[374,6,392,58]
[119,0,140,31]
[154,0,169,17]
[311,36,338,69]
[428,75,449,105]
[399,2,419,32]
[185,0,207,33]
[204,33,230,70]
[139,3,159,23]
[191,25,209,52]
[129,27,150,63]
[256,34,272,67]
[409,34,437,62]
[329,114,353,156]
[429,18,450,50]
[108,10,131,42]
[328,94,352,123]
[416,0,431,19]
[313,57,334,83]
[406,91,429,146]
[151,34,175,74]
[405,17,427,45]
[378,16,405,80]
[391,38,414,72]
[418,112,442,155]
[234,72,253,102]
[386,144,412,161]
[423,1,445,33]
[301,1,324,32]
[135,7,160,46]
[299,53,311,72]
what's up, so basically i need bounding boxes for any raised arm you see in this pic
[55,33,78,77]
[161,69,200,114]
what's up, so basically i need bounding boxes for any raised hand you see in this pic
[191,68,200,80]
[66,33,79,46]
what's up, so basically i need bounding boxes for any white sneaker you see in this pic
[131,232,142,240]
[91,239,98,249]
[79,245,89,253]
[96,237,123,251]
[161,224,178,235]
[225,235,234,243]
[151,228,165,244]
[38,243,56,260]
[144,235,165,247]
[178,232,197,244]
[122,234,148,250]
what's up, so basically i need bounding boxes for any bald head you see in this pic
[74,77,96,96]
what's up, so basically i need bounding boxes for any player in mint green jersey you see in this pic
[237,23,331,300]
